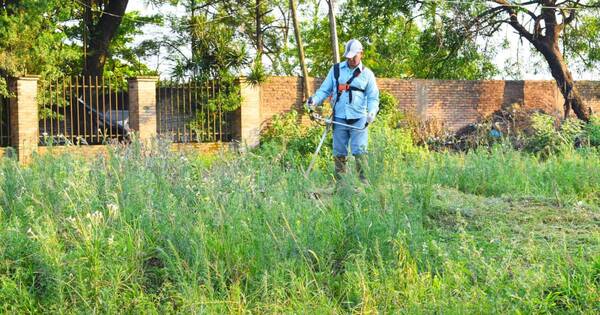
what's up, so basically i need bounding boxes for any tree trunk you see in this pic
[290,0,310,100]
[256,0,263,58]
[83,0,92,72]
[191,0,196,60]
[83,0,129,77]
[534,41,590,121]
[500,4,591,122]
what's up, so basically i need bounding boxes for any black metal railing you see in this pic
[38,76,129,145]
[156,79,236,143]
[0,93,10,147]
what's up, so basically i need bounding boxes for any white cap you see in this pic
[343,39,363,58]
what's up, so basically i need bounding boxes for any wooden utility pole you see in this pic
[327,0,340,64]
[290,0,310,100]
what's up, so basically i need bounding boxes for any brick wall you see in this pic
[572,81,600,114]
[258,77,600,131]
[259,77,324,126]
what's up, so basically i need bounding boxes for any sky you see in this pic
[126,0,599,80]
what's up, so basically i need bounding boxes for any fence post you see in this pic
[9,76,40,163]
[128,77,158,142]
[235,77,261,149]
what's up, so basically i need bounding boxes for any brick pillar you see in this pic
[128,77,158,142]
[9,76,40,163]
[235,77,261,149]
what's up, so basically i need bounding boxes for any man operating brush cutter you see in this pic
[305,39,379,187]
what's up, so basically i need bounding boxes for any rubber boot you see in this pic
[354,154,369,185]
[334,156,347,182]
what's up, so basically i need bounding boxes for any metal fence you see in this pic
[0,94,10,147]
[38,76,129,145]
[156,80,236,143]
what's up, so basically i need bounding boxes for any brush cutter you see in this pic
[303,108,369,178]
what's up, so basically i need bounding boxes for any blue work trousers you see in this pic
[332,116,368,157]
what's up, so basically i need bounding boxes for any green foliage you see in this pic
[187,75,241,135]
[582,116,600,147]
[210,76,242,112]
[0,77,9,98]
[161,7,249,81]
[261,110,305,144]
[527,113,584,156]
[299,0,498,79]
[233,0,293,76]
[0,129,599,312]
[0,0,79,93]
[300,16,338,77]
[0,1,160,95]
[259,110,329,168]
[154,0,296,79]
[563,12,600,72]
[246,59,268,86]
[376,91,404,128]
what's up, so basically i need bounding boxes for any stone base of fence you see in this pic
[169,142,231,154]
[0,147,11,158]
[37,145,111,159]
[36,142,230,160]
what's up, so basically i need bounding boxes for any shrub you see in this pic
[260,110,305,145]
[581,116,600,147]
[526,113,584,156]
[246,60,268,86]
[377,91,404,129]
[259,110,331,169]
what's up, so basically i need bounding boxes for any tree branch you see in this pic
[492,0,537,43]
[557,0,579,33]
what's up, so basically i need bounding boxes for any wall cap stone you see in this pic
[11,75,40,81]
[128,76,159,82]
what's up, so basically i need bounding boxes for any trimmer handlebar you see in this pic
[308,111,369,130]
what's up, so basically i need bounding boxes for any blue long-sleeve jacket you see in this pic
[312,61,379,119]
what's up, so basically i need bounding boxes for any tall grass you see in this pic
[0,130,598,313]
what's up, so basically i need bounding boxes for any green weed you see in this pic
[0,123,598,313]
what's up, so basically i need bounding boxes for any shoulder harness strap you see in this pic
[333,64,367,112]
[340,65,365,103]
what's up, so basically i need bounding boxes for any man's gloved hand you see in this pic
[306,96,315,112]
[367,111,377,124]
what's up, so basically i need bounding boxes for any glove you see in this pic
[367,111,377,124]
[306,97,315,111]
